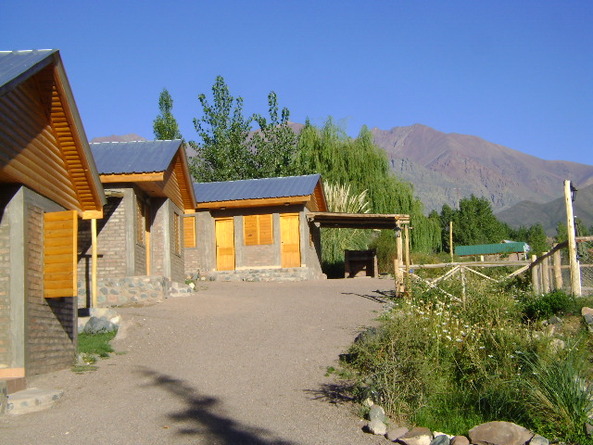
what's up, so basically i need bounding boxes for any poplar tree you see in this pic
[153,88,182,140]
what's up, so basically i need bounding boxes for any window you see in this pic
[184,216,196,248]
[244,214,273,246]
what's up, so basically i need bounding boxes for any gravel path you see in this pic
[1,279,393,445]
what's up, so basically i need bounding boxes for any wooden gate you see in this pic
[215,218,235,271]
[280,213,300,268]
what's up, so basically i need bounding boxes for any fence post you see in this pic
[542,252,550,293]
[564,180,582,296]
[531,254,540,294]
[553,247,563,291]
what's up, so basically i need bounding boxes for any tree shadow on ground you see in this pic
[304,382,355,406]
[137,366,298,445]
[341,288,395,303]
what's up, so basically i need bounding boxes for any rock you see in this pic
[469,421,533,445]
[430,434,450,445]
[369,404,387,422]
[583,314,593,325]
[367,419,387,436]
[585,422,593,437]
[362,397,374,408]
[529,434,549,445]
[386,426,409,442]
[399,427,433,445]
[581,307,593,317]
[83,316,117,334]
[450,436,469,445]
[548,315,562,325]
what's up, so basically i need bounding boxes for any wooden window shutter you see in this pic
[43,210,78,298]
[258,214,273,245]
[183,216,196,248]
[244,214,273,246]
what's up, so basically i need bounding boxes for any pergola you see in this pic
[307,211,411,292]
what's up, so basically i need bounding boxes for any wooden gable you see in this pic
[0,51,105,219]
[99,144,196,213]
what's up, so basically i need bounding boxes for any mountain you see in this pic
[371,124,593,213]
[496,183,593,235]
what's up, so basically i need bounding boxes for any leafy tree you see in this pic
[153,88,182,140]
[251,92,299,178]
[191,76,253,181]
[453,195,508,246]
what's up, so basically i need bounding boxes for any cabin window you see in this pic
[244,214,273,246]
[184,216,196,248]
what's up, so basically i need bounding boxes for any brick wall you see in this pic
[0,203,11,368]
[78,195,130,306]
[170,201,185,283]
[25,200,76,376]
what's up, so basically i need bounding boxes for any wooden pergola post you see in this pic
[394,224,404,295]
[91,218,98,308]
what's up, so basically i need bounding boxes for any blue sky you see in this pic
[2,1,592,164]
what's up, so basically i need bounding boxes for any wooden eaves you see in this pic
[306,212,410,230]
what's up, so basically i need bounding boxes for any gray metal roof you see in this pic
[90,140,183,174]
[0,49,57,95]
[195,174,321,203]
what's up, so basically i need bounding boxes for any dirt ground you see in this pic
[0,278,393,445]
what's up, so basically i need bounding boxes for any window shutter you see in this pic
[44,210,78,298]
[184,216,196,248]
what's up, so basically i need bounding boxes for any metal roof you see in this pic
[455,242,530,257]
[195,174,321,203]
[0,49,57,95]
[90,140,184,174]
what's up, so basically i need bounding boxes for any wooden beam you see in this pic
[197,195,310,210]
[100,172,165,183]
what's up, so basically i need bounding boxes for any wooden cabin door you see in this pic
[215,218,235,271]
[280,213,301,268]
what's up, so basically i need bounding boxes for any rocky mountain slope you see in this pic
[371,124,593,213]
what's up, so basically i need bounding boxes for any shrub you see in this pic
[521,290,575,322]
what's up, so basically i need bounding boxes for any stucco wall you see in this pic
[184,205,323,278]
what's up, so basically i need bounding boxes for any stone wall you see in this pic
[78,275,172,307]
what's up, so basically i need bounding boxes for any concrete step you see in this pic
[2,377,27,394]
[6,387,64,415]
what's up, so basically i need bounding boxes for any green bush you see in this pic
[78,331,116,358]
[521,290,575,322]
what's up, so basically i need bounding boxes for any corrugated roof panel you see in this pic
[90,140,183,174]
[0,49,57,94]
[195,174,321,203]
[455,242,529,256]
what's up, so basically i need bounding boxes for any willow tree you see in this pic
[296,119,440,254]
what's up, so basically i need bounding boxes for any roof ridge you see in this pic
[193,173,319,186]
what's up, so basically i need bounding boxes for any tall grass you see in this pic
[340,277,593,441]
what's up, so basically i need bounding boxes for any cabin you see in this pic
[185,174,327,281]
[77,140,196,307]
[0,49,105,382]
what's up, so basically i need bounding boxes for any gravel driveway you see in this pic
[1,278,393,445]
